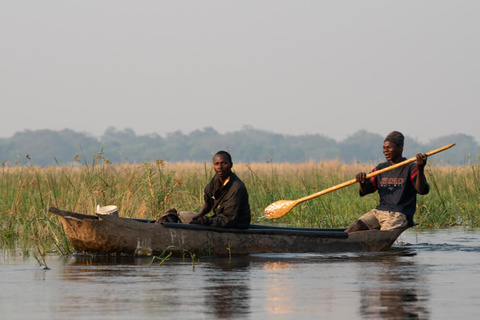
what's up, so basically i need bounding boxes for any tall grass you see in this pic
[1,154,479,257]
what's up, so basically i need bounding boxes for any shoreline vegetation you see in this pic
[1,153,479,261]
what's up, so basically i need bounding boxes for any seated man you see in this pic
[345,131,429,233]
[161,150,251,229]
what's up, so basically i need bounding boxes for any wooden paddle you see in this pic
[264,143,456,219]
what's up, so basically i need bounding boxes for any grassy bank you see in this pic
[1,154,479,257]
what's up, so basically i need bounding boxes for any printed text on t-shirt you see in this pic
[380,177,405,186]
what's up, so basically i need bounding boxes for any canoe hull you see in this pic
[50,207,407,256]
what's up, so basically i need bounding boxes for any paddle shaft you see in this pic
[294,143,455,205]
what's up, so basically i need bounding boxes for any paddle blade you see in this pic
[264,200,298,219]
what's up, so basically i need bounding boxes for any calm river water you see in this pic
[1,227,480,320]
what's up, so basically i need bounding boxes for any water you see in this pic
[1,228,480,319]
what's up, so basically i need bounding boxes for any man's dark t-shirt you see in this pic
[361,160,429,225]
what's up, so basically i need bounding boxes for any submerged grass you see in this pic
[1,153,479,257]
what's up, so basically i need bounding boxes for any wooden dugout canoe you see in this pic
[49,207,408,256]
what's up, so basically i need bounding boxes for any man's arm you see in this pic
[190,201,212,221]
[415,153,429,194]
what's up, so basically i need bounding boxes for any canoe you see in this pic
[48,207,408,256]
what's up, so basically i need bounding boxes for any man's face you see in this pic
[213,154,232,180]
[383,141,403,163]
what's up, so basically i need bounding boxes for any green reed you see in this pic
[1,155,479,256]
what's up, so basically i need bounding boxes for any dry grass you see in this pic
[1,158,479,258]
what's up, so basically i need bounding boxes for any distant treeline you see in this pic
[0,126,477,166]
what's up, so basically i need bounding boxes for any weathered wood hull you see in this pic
[49,207,407,256]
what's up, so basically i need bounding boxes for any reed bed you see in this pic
[1,154,479,258]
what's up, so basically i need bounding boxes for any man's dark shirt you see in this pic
[196,172,251,228]
[361,159,429,224]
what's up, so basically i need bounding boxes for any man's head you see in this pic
[213,151,233,182]
[384,131,404,147]
[383,131,404,163]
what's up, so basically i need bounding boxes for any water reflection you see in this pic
[263,261,295,315]
[202,257,251,319]
[2,228,479,319]
[62,255,254,319]
[58,255,194,319]
[357,251,430,319]
[42,251,433,319]
[67,254,152,266]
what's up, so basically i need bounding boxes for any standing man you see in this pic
[345,131,429,233]
[182,150,251,229]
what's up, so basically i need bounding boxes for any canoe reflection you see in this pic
[65,255,253,319]
[357,252,430,319]
[67,255,152,266]
[58,250,429,319]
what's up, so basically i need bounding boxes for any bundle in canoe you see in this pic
[49,207,409,256]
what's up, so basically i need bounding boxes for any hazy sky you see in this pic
[1,1,479,143]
